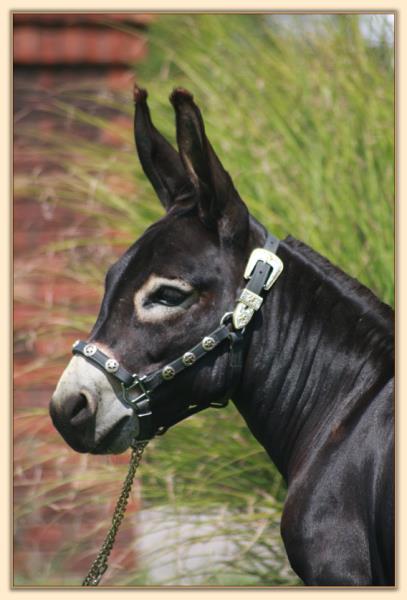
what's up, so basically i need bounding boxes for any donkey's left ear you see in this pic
[170,88,249,241]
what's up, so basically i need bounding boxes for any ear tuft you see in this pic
[170,87,194,106]
[133,84,148,104]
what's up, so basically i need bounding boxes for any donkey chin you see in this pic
[50,355,138,454]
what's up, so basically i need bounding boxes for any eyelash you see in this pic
[147,286,191,307]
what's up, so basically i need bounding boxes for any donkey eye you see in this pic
[135,276,197,322]
[148,286,191,307]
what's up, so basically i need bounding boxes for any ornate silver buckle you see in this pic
[232,248,284,329]
[244,248,283,290]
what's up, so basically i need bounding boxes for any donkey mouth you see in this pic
[91,416,136,455]
[49,399,136,455]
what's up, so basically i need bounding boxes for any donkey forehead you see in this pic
[109,213,221,288]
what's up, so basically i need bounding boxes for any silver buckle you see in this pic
[121,374,149,406]
[244,248,283,290]
[233,248,284,329]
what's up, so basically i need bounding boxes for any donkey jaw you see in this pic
[49,355,138,454]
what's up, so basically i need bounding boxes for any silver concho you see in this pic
[105,358,119,373]
[182,352,196,366]
[84,343,97,357]
[202,336,216,351]
[162,365,175,380]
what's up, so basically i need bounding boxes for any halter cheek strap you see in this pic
[72,233,283,442]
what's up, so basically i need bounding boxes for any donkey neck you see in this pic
[233,229,394,482]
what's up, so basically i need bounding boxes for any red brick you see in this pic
[37,70,54,89]
[106,67,134,91]
[100,114,133,146]
[14,26,147,65]
[13,300,39,318]
[13,14,149,578]
[13,13,155,26]
[22,524,65,549]
[13,26,39,63]
[63,26,85,63]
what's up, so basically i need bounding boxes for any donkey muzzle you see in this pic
[49,355,138,454]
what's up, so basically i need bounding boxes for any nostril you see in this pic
[70,393,88,419]
[68,391,97,428]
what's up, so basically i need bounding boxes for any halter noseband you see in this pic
[72,233,283,443]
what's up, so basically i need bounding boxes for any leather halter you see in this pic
[72,233,283,443]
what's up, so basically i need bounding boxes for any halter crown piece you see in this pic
[72,233,283,444]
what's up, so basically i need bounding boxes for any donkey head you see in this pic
[50,87,259,454]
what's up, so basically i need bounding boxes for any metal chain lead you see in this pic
[82,442,148,586]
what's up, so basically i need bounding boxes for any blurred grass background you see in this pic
[13,13,394,586]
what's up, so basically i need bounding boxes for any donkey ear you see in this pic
[134,85,192,211]
[170,88,248,239]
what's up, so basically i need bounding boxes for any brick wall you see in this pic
[13,13,153,585]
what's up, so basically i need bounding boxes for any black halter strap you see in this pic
[264,232,280,254]
[72,233,282,442]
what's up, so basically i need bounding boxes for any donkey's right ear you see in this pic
[134,85,192,211]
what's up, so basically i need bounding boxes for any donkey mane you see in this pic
[285,235,393,336]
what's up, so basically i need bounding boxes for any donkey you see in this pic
[50,86,394,586]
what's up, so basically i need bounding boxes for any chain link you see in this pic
[82,441,148,586]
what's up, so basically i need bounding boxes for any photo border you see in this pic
[4,2,402,598]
